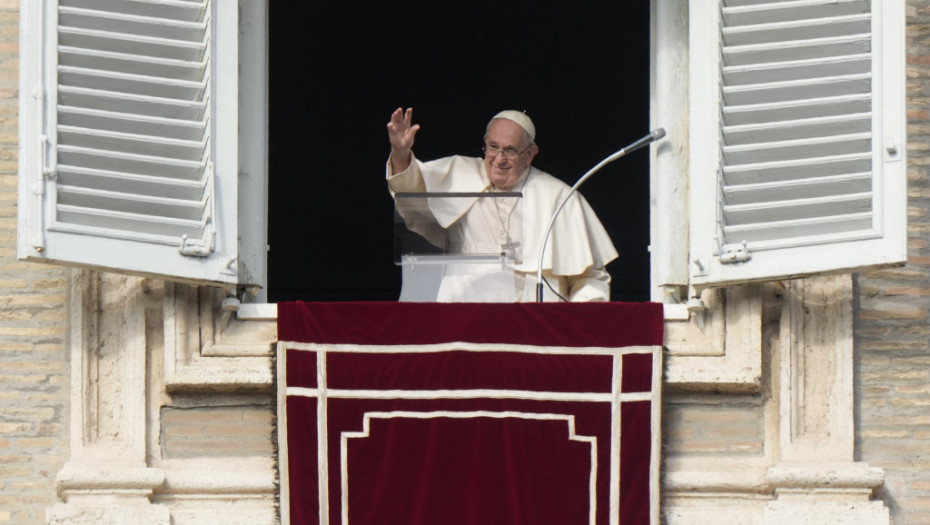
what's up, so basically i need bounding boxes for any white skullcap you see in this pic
[490,110,536,142]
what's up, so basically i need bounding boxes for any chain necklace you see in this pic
[490,174,528,263]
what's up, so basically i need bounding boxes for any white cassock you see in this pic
[388,154,619,302]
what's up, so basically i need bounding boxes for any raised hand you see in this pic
[387,108,420,170]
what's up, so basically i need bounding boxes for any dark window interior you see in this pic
[268,2,651,302]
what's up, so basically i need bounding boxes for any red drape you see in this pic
[278,301,663,525]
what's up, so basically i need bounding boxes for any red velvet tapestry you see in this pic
[277,302,664,525]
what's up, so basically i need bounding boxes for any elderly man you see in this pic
[387,107,618,302]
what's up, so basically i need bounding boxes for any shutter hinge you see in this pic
[719,241,751,264]
[179,233,215,257]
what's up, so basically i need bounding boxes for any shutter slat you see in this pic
[722,213,873,244]
[58,125,207,161]
[722,73,871,106]
[58,27,207,62]
[723,34,871,67]
[55,205,207,238]
[59,86,206,120]
[723,172,871,205]
[59,6,207,41]
[723,54,870,85]
[57,166,205,201]
[723,113,871,145]
[58,66,207,100]
[722,133,871,165]
[59,106,205,141]
[46,223,188,248]
[722,0,870,27]
[58,145,205,180]
[723,192,872,225]
[57,185,207,220]
[723,153,872,185]
[59,47,206,82]
[723,94,870,125]
[59,0,207,24]
[723,14,871,46]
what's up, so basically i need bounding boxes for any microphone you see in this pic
[623,127,666,155]
[535,128,667,302]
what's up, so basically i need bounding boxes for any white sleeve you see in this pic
[386,153,426,193]
[567,266,612,302]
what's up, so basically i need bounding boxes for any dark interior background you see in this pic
[267,2,651,302]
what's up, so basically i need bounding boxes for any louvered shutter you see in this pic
[689,0,906,288]
[18,0,243,285]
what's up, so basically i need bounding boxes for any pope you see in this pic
[386,107,618,302]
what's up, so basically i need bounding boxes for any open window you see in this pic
[17,0,905,305]
[265,2,653,303]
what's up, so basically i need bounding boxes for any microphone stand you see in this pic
[535,128,666,302]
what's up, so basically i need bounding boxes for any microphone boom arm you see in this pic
[535,128,666,302]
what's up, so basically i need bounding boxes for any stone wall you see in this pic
[0,0,71,523]
[664,394,767,457]
[161,404,275,460]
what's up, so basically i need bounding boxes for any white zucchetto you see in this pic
[490,110,536,142]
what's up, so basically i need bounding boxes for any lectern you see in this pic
[394,191,522,302]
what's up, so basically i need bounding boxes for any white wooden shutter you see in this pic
[18,0,242,285]
[689,0,906,288]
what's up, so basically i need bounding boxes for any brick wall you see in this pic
[0,2,71,524]
[854,2,930,524]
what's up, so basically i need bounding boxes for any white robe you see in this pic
[388,154,619,302]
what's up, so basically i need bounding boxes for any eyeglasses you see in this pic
[482,143,533,160]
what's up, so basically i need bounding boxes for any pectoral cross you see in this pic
[502,240,521,263]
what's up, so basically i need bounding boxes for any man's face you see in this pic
[484,119,538,189]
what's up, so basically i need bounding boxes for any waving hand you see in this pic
[387,107,420,172]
